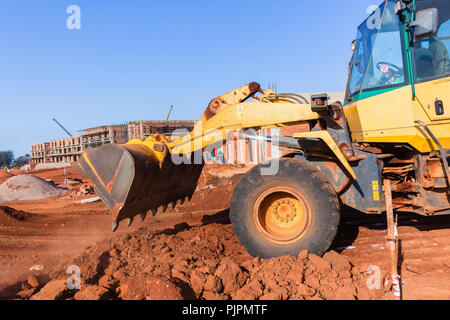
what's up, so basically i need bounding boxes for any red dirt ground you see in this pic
[0,171,13,185]
[0,165,449,300]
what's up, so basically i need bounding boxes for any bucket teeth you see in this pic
[171,201,177,209]
[127,217,134,227]
[162,205,168,213]
[112,221,119,232]
[151,208,158,216]
[188,195,193,202]
[140,212,147,222]
[180,198,186,205]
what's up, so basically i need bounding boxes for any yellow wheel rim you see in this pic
[253,186,311,244]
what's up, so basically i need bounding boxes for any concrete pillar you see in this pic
[236,139,246,165]
[259,129,267,163]
[271,128,282,159]
[109,126,115,144]
[226,141,235,164]
[250,139,258,164]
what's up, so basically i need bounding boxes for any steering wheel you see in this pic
[376,62,404,77]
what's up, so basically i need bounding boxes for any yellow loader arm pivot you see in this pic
[74,82,328,231]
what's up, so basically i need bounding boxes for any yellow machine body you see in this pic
[345,82,450,152]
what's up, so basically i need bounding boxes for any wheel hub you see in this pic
[271,199,298,223]
[253,187,311,243]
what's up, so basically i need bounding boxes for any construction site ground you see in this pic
[0,165,449,300]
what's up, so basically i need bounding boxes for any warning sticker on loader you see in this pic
[372,180,380,201]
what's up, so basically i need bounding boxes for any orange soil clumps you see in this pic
[38,220,369,301]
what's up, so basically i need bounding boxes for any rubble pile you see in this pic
[27,223,370,300]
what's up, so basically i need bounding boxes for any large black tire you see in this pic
[230,158,340,259]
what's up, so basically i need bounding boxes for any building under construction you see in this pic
[30,120,196,165]
[127,120,196,140]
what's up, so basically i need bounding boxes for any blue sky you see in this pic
[0,0,378,156]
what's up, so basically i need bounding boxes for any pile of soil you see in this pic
[0,175,65,202]
[0,206,32,227]
[31,221,370,300]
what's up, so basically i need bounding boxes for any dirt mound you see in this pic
[40,220,370,300]
[0,206,33,227]
[0,175,65,202]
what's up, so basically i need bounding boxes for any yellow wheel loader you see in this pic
[74,0,450,259]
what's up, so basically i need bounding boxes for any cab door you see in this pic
[413,1,450,121]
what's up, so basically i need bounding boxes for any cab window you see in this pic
[413,1,450,81]
[349,0,407,95]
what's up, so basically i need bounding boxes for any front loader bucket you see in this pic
[74,143,204,229]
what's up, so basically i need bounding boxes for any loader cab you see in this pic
[344,0,450,153]
[346,0,450,102]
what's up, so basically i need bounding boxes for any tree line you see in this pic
[0,150,30,168]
